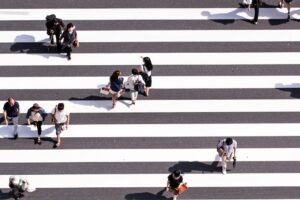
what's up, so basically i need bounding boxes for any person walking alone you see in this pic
[217,137,237,175]
[140,56,153,96]
[166,170,186,200]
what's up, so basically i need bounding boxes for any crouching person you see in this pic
[217,137,237,175]
[9,176,35,200]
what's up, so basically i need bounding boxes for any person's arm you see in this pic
[233,145,237,159]
[166,180,170,191]
[3,109,8,125]
[26,108,31,125]
[66,113,70,129]
[41,108,47,121]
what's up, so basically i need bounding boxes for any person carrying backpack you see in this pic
[217,137,237,175]
[45,14,64,49]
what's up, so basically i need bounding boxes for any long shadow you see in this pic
[276,83,300,98]
[0,189,14,200]
[168,161,221,174]
[125,188,171,200]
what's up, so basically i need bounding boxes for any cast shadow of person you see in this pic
[168,155,221,174]
[125,188,172,200]
[10,34,65,59]
[21,124,57,145]
[0,189,15,200]
[201,6,250,25]
[276,83,300,98]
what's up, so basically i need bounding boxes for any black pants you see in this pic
[32,121,42,136]
[63,45,72,58]
[253,0,259,22]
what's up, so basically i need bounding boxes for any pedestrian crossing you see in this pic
[0,0,300,199]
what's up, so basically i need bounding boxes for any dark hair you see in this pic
[173,170,181,178]
[8,97,14,102]
[57,103,64,111]
[131,68,138,75]
[110,70,121,83]
[143,57,153,71]
[66,23,74,30]
[225,138,233,145]
[32,103,40,109]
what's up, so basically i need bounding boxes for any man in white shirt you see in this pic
[51,103,70,148]
[217,137,237,175]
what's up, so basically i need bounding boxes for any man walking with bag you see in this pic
[217,137,237,175]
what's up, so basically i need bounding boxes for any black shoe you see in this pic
[14,134,18,139]
[50,39,54,45]
[287,13,290,21]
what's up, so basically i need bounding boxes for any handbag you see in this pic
[175,183,188,195]
[73,39,79,48]
[100,87,110,95]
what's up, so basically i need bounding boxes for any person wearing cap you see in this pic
[217,137,237,175]
[166,170,184,200]
[3,97,20,139]
[26,103,47,145]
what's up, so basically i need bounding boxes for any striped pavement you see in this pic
[0,0,300,199]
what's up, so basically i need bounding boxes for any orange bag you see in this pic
[175,183,188,195]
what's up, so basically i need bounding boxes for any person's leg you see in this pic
[55,123,61,147]
[133,91,138,102]
[12,117,19,138]
[286,1,291,20]
[222,155,227,174]
[66,46,71,60]
[36,121,42,144]
[112,93,117,107]
[130,91,135,104]
[253,3,259,24]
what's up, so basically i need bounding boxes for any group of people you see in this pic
[105,56,153,108]
[3,97,70,148]
[45,14,79,60]
[244,0,293,24]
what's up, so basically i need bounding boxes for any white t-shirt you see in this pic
[217,139,237,156]
[51,107,69,124]
[29,111,43,122]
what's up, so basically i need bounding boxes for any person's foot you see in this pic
[50,38,54,45]
[253,20,258,25]
[287,13,290,21]
[222,168,227,175]
[14,133,18,139]
[53,142,61,148]
[67,55,71,60]
[37,138,42,145]
[132,101,135,105]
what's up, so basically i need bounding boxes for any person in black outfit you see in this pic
[166,170,184,200]
[3,97,20,139]
[252,0,260,24]
[60,23,78,60]
[45,15,64,48]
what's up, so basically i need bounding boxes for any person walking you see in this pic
[107,70,124,108]
[125,68,145,105]
[140,56,153,96]
[217,137,237,175]
[3,97,20,139]
[45,14,64,49]
[51,103,70,148]
[26,103,47,145]
[279,0,292,21]
[166,170,185,200]
[60,23,78,60]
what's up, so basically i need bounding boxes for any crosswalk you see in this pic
[0,0,300,199]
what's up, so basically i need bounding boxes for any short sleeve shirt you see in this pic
[3,102,19,117]
[51,107,69,124]
[218,139,237,156]
[168,174,183,189]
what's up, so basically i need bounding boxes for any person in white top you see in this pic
[51,103,70,148]
[217,137,237,175]
[125,68,145,105]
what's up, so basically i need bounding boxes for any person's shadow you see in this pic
[168,160,221,174]
[276,83,300,98]
[125,188,172,200]
[0,189,15,200]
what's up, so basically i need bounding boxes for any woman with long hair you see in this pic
[107,70,124,108]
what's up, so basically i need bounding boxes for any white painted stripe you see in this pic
[0,149,299,163]
[2,123,300,138]
[0,76,299,89]
[0,174,300,188]
[4,30,300,43]
[1,53,300,66]
[0,8,299,20]
[2,100,300,113]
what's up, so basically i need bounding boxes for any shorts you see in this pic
[55,123,65,135]
[145,76,152,87]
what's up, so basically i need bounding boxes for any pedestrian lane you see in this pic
[0,0,300,199]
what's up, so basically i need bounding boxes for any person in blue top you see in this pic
[26,103,47,145]
[107,70,124,108]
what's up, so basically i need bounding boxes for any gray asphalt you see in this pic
[1,65,300,77]
[1,88,299,100]
[1,0,300,199]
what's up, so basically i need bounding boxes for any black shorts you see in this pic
[145,76,152,87]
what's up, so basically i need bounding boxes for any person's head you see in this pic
[225,137,233,146]
[57,103,64,111]
[110,70,121,82]
[131,68,138,75]
[143,57,153,71]
[172,170,181,179]
[67,23,74,32]
[53,18,59,26]
[8,97,15,106]
[9,176,19,186]
[32,103,40,112]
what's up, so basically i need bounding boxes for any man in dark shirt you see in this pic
[3,97,20,139]
[45,16,65,48]
[167,170,184,200]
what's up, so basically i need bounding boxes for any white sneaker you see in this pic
[222,168,227,175]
